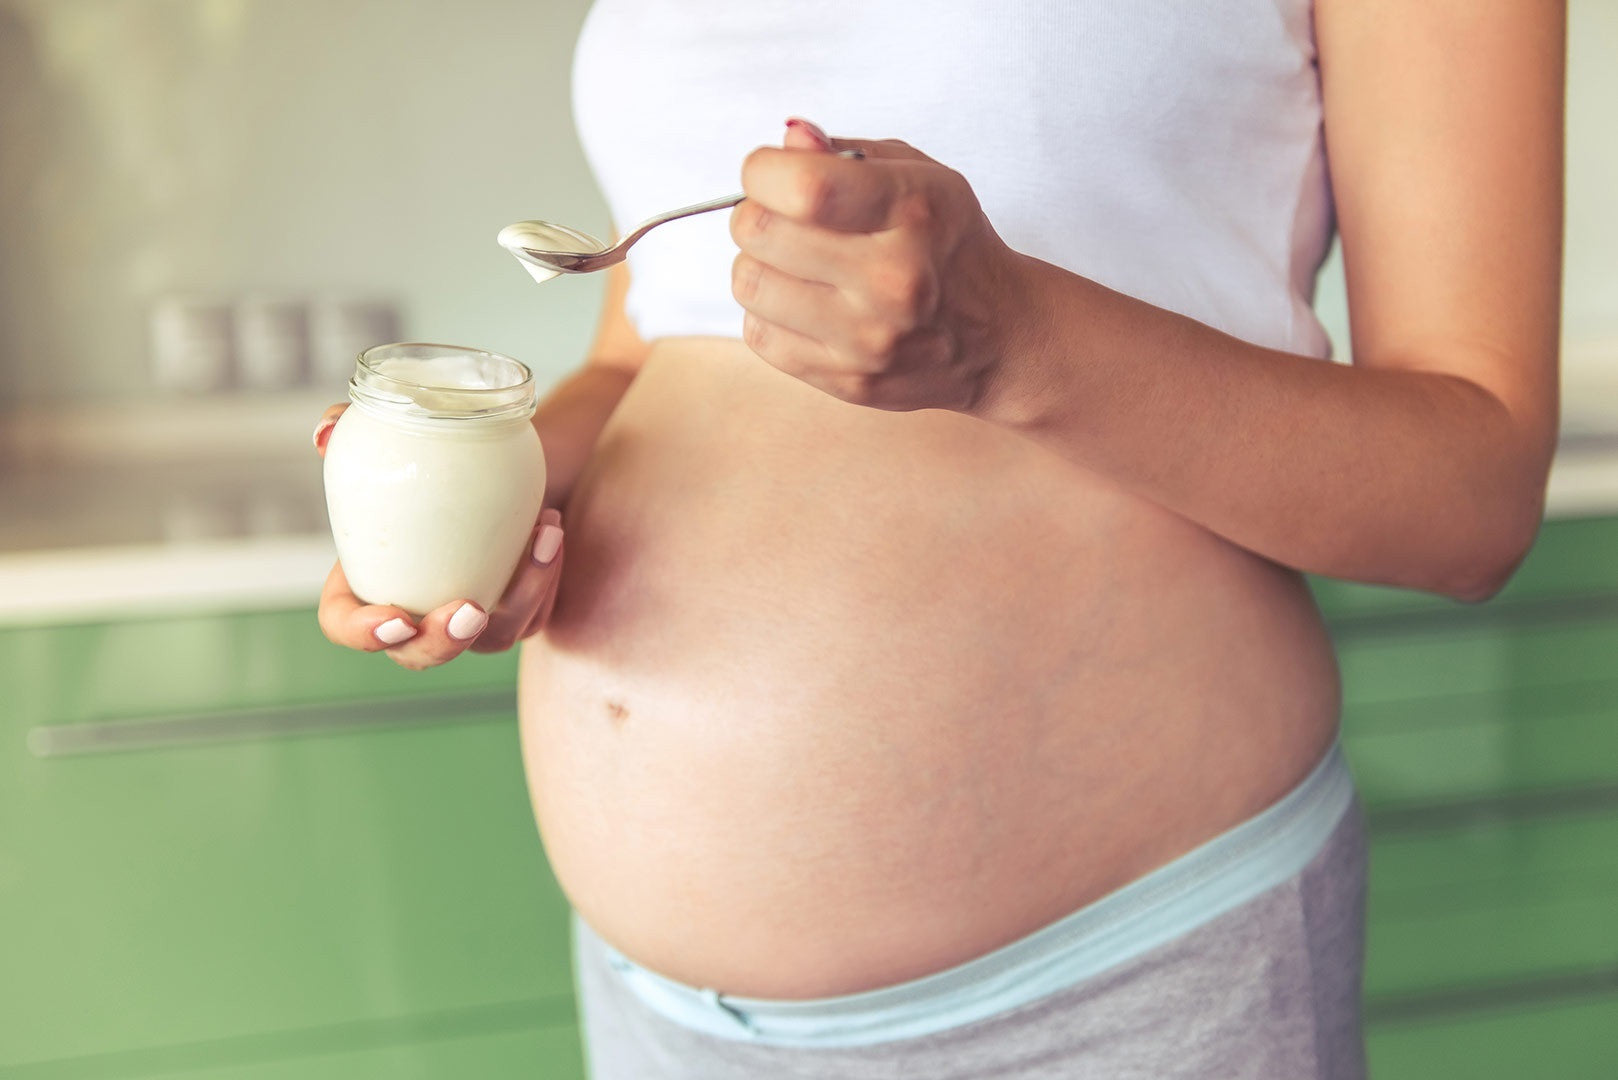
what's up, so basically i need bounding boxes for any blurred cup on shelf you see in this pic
[309,298,400,388]
[246,488,327,538]
[161,491,242,543]
[150,295,233,393]
[235,296,309,390]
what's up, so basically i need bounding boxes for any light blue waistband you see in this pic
[585,741,1355,1048]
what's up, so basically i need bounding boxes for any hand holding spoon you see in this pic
[498,148,865,282]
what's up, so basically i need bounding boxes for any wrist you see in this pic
[968,252,1072,431]
[530,363,637,513]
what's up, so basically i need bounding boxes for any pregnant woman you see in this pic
[312,2,1564,1076]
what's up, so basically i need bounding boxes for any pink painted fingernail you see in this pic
[447,602,488,641]
[375,618,416,645]
[785,116,833,150]
[312,418,336,452]
[534,524,563,565]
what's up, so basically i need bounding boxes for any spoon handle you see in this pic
[608,148,867,263]
[619,192,745,250]
[618,150,865,249]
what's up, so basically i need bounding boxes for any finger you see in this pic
[784,116,833,151]
[742,312,842,384]
[775,366,946,412]
[731,253,863,353]
[848,363,966,412]
[519,544,565,641]
[783,118,933,163]
[383,598,488,671]
[473,509,564,653]
[828,138,934,163]
[312,403,348,457]
[785,366,885,409]
[743,145,922,233]
[317,562,420,652]
[729,199,871,287]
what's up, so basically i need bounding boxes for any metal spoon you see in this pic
[499,148,865,280]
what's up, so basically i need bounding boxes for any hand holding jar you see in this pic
[313,344,563,671]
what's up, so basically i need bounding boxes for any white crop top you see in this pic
[571,0,1334,359]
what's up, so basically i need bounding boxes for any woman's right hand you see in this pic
[311,404,566,671]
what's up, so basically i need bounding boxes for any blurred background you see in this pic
[0,1,1614,1077]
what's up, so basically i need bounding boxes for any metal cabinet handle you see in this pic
[27,689,516,757]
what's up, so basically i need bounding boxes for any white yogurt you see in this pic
[497,219,606,284]
[323,343,546,616]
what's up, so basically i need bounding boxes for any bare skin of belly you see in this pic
[518,337,1341,1000]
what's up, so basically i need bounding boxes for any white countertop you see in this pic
[0,535,336,626]
[3,383,1616,627]
[1543,438,1618,518]
[0,391,337,626]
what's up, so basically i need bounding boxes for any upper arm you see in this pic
[584,255,652,373]
[1317,0,1564,448]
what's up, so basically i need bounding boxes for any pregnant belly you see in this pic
[518,339,1340,999]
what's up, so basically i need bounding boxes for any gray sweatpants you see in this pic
[572,798,1367,1079]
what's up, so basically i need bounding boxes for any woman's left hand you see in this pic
[730,118,1029,413]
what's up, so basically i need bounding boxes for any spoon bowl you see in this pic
[496,221,612,283]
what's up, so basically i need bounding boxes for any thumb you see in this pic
[782,117,933,163]
[784,116,836,151]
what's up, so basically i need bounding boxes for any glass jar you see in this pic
[323,342,547,616]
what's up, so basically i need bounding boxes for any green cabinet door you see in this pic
[0,610,579,1077]
[1365,813,1618,999]
[1322,514,1618,1078]
[1367,997,1618,1080]
[5,1024,586,1080]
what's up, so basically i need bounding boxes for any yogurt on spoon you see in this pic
[497,220,607,284]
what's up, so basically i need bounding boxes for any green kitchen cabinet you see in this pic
[1364,814,1618,997]
[1321,513,1618,1077]
[0,612,583,1078]
[1336,683,1618,807]
[3,515,1615,1078]
[2,1022,585,1080]
[1367,998,1618,1080]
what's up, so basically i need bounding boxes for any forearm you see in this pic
[974,257,1555,600]
[532,361,639,511]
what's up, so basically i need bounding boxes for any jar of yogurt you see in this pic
[323,342,547,616]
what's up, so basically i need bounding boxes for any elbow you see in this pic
[1430,395,1555,604]
[1432,492,1545,604]
[1443,558,1523,605]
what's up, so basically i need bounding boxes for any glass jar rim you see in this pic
[350,342,537,422]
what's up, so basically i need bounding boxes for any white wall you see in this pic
[0,0,607,405]
[0,0,1613,407]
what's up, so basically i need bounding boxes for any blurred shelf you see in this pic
[0,390,339,467]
